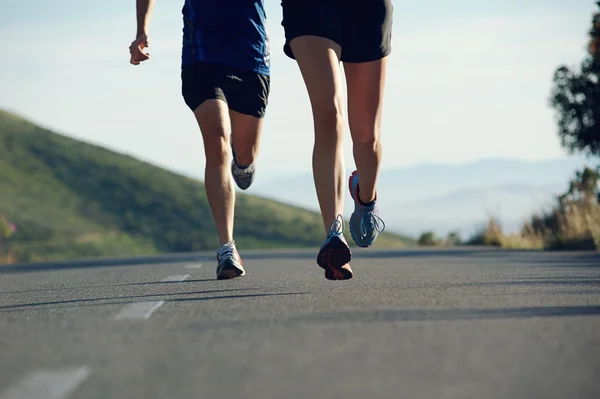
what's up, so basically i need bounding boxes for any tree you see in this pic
[446,231,462,246]
[418,231,439,246]
[558,165,600,207]
[590,2,600,61]
[549,2,600,157]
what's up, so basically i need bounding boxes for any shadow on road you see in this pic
[286,305,600,324]
[185,305,600,332]
[0,288,308,313]
[0,279,217,295]
[455,278,600,287]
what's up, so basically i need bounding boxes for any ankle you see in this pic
[358,195,376,207]
[233,155,254,168]
[357,185,376,206]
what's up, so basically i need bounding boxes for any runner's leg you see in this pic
[341,0,392,247]
[193,99,235,247]
[289,37,346,233]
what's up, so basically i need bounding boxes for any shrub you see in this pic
[418,231,440,246]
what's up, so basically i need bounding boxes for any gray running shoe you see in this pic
[231,145,255,190]
[216,241,245,280]
[348,170,385,247]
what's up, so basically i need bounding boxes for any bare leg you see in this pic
[344,57,388,204]
[289,36,346,233]
[193,99,234,246]
[230,109,263,167]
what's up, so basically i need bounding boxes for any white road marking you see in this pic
[0,366,90,399]
[113,301,164,320]
[161,274,190,282]
[184,263,203,269]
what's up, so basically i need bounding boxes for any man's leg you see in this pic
[230,110,262,167]
[228,70,269,191]
[182,61,246,279]
[192,99,244,279]
[228,110,263,190]
[193,99,234,247]
[289,36,352,280]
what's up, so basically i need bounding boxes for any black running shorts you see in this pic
[181,61,270,118]
[281,0,393,63]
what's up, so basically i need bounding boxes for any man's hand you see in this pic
[129,34,150,65]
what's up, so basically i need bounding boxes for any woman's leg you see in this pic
[288,36,346,234]
[344,57,387,205]
[281,0,353,279]
[288,36,353,280]
[341,0,392,247]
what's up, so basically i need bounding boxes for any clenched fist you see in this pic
[129,34,150,65]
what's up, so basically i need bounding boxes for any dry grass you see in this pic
[499,233,545,250]
[547,202,600,250]
[470,202,600,251]
[466,217,504,246]
[0,251,18,265]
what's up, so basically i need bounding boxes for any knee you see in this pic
[194,100,231,166]
[313,101,345,144]
[203,131,229,166]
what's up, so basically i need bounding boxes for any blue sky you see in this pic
[0,0,597,178]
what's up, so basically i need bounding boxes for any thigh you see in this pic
[182,62,232,147]
[229,109,263,145]
[193,99,231,153]
[341,0,393,63]
[281,0,343,60]
[288,36,345,124]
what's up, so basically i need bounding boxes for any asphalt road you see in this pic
[0,248,599,399]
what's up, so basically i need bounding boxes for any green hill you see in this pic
[0,109,414,264]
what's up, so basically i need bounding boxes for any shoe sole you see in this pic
[231,161,254,191]
[216,262,245,280]
[316,235,353,280]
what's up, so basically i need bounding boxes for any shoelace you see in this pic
[360,210,386,238]
[231,144,254,176]
[232,163,255,176]
[217,241,237,261]
[328,214,345,237]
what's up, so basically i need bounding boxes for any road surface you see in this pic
[1,248,599,399]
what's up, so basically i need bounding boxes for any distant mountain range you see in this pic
[240,157,593,238]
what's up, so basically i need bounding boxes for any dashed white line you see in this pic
[161,274,190,282]
[113,301,165,320]
[184,263,203,269]
[112,274,188,320]
[0,366,90,399]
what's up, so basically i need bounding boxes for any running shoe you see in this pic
[231,144,255,190]
[348,170,385,247]
[316,214,353,280]
[216,241,245,279]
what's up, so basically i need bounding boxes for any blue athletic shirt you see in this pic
[181,0,270,76]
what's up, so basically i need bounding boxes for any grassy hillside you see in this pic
[0,109,413,264]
